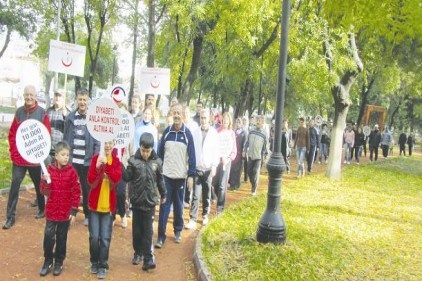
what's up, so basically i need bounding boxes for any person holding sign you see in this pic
[39,141,81,277]
[64,88,100,226]
[87,140,122,279]
[3,85,51,230]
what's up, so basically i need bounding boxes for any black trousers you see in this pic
[73,164,90,218]
[132,208,154,262]
[381,145,389,158]
[43,220,70,265]
[247,159,262,193]
[306,145,317,172]
[115,179,127,218]
[399,144,406,156]
[6,164,44,220]
[369,146,379,161]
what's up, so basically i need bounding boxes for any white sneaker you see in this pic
[121,216,128,228]
[252,192,257,196]
[343,160,347,164]
[202,216,209,225]
[185,219,196,229]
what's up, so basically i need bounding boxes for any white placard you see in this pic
[114,108,134,149]
[86,98,122,142]
[47,40,86,77]
[139,67,170,95]
[16,119,51,181]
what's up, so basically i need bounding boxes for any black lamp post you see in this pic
[256,0,291,244]
[112,45,118,85]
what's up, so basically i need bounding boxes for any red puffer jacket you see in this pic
[40,163,81,221]
[87,153,122,213]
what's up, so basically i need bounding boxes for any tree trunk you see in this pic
[326,32,363,179]
[238,78,253,117]
[0,28,11,59]
[182,35,204,104]
[389,99,401,129]
[356,75,375,125]
[147,0,156,67]
[326,84,351,179]
[128,0,140,108]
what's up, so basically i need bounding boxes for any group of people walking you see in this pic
[4,85,418,279]
[3,85,277,279]
[289,118,418,179]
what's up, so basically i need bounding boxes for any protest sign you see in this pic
[16,119,51,182]
[139,67,170,96]
[47,40,86,77]
[86,98,122,155]
[114,108,134,160]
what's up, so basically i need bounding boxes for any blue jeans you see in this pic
[345,143,353,162]
[157,177,185,241]
[296,146,307,176]
[320,143,329,161]
[89,211,113,269]
[355,146,362,163]
[213,161,231,213]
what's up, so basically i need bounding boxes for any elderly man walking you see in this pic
[155,103,196,248]
[3,85,51,229]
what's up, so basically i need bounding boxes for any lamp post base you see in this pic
[256,152,286,244]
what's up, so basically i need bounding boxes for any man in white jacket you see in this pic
[185,108,219,229]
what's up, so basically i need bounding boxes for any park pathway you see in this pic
[0,156,347,281]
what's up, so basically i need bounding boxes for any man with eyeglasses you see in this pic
[3,85,52,229]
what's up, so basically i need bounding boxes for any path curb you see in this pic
[193,227,213,281]
[0,185,34,195]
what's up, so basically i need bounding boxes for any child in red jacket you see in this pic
[39,141,81,277]
[87,140,122,279]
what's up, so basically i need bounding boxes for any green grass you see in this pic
[202,156,422,281]
[0,126,32,190]
[0,105,16,114]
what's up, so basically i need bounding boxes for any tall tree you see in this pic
[325,31,363,179]
[0,1,37,59]
[83,0,117,97]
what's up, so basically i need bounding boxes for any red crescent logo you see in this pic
[111,86,125,103]
[150,76,160,88]
[61,52,73,67]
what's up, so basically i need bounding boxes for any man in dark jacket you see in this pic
[368,124,382,161]
[123,133,166,271]
[398,132,407,156]
[3,85,51,229]
[307,119,319,173]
